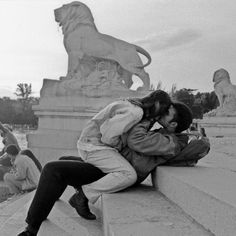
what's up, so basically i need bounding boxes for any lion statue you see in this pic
[213,68,236,110]
[54,1,151,90]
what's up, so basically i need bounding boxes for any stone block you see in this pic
[27,132,80,149]
[28,146,79,166]
[155,164,236,236]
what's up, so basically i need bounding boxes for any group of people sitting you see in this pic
[0,90,210,236]
[0,122,42,196]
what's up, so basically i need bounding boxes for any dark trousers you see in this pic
[26,156,105,230]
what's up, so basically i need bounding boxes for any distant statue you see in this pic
[213,69,236,108]
[205,68,236,116]
[54,1,151,91]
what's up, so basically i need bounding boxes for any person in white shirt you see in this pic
[3,145,40,195]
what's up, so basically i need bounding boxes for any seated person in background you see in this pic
[3,145,40,195]
[20,149,42,173]
[0,122,20,152]
[0,122,20,180]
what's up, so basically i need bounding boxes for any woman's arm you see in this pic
[0,121,8,134]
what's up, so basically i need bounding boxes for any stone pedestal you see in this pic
[27,79,148,165]
[198,117,236,137]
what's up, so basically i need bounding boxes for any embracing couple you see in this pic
[18,90,210,236]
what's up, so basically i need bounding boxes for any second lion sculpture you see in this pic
[213,68,236,109]
[54,1,152,90]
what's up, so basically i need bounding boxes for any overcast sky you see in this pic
[0,0,236,97]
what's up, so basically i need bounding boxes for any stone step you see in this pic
[0,191,34,230]
[101,183,213,236]
[0,181,10,203]
[0,187,103,236]
[154,163,236,236]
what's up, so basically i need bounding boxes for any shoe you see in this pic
[17,229,36,236]
[69,190,96,220]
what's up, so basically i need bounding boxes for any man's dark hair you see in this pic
[171,102,193,133]
[5,144,20,156]
[129,90,171,119]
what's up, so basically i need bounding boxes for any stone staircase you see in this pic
[1,150,236,235]
[0,187,103,236]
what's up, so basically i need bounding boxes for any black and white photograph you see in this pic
[0,1,235,235]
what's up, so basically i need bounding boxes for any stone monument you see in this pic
[27,1,152,164]
[198,68,236,137]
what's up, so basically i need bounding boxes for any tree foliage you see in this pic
[144,82,218,119]
[171,88,219,119]
[0,84,38,127]
[15,83,32,100]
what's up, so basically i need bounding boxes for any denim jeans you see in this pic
[80,149,137,204]
[25,156,105,230]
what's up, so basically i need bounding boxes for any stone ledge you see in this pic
[102,184,211,236]
[28,147,79,166]
[0,191,34,230]
[154,164,236,236]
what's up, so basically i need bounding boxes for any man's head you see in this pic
[140,90,171,119]
[5,144,20,161]
[157,102,193,133]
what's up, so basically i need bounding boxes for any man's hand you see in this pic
[188,126,208,143]
[200,127,206,137]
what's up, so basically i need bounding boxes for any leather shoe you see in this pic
[69,190,96,220]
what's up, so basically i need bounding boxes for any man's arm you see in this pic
[0,121,8,134]
[126,120,186,157]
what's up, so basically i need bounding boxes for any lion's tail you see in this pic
[135,45,152,68]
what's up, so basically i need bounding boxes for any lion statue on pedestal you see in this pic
[204,68,236,116]
[213,68,236,110]
[54,1,151,90]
